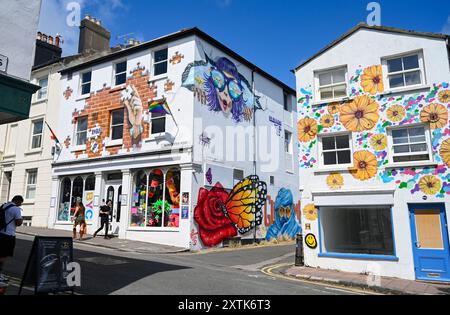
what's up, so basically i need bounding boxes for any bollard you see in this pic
[295,233,304,267]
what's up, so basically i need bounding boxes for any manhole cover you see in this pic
[79,257,129,266]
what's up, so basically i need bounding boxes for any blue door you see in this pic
[409,204,450,282]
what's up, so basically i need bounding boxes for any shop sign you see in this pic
[0,54,8,73]
[87,124,102,139]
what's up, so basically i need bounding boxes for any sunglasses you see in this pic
[279,207,292,219]
[211,69,243,101]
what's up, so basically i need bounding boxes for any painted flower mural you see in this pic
[326,173,344,190]
[419,175,442,196]
[350,151,378,181]
[420,103,448,129]
[438,90,450,104]
[328,102,341,115]
[440,138,450,167]
[340,95,380,132]
[297,117,318,143]
[360,65,384,95]
[303,204,318,221]
[370,134,388,151]
[181,53,261,123]
[266,189,302,241]
[320,114,335,128]
[387,105,406,123]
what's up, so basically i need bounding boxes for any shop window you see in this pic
[85,175,96,191]
[71,177,84,208]
[320,206,395,256]
[130,168,180,229]
[58,178,72,222]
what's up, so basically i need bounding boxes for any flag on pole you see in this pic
[148,98,172,116]
[45,121,61,147]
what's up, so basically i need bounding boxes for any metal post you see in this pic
[295,233,304,266]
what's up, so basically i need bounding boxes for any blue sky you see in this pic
[39,0,449,87]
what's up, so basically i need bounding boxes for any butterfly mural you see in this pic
[194,175,267,247]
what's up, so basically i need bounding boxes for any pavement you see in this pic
[16,226,188,254]
[280,265,450,295]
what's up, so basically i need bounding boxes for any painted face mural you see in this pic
[298,64,450,198]
[121,85,144,148]
[194,175,267,247]
[266,189,302,241]
[182,53,262,123]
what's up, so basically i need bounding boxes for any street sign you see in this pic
[0,54,8,73]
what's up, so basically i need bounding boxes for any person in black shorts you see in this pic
[93,200,112,239]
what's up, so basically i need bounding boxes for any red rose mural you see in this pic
[194,183,237,247]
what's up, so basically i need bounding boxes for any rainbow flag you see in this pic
[148,99,172,115]
[45,121,61,146]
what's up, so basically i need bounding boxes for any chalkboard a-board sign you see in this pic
[19,237,74,295]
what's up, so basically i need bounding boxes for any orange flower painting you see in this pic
[298,118,318,143]
[327,173,344,190]
[420,103,448,129]
[386,105,406,123]
[320,114,335,128]
[328,102,341,115]
[340,95,380,132]
[438,90,450,104]
[440,138,450,167]
[419,176,442,196]
[349,151,378,181]
[361,65,384,95]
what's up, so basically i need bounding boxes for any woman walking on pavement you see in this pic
[73,200,87,241]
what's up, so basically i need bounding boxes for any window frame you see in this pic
[150,111,166,135]
[387,123,433,165]
[314,66,348,102]
[382,50,426,91]
[75,116,88,147]
[317,132,353,168]
[317,205,398,261]
[79,70,92,96]
[113,60,128,86]
[284,130,293,154]
[37,76,49,100]
[25,169,38,201]
[152,47,169,78]
[109,109,125,141]
[30,118,44,150]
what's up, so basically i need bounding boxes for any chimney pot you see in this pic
[48,36,54,45]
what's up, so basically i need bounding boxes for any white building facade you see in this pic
[49,28,301,250]
[295,24,450,282]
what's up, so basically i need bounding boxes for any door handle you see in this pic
[415,242,421,248]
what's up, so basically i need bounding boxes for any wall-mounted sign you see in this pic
[269,116,283,136]
[0,54,8,73]
[87,124,102,139]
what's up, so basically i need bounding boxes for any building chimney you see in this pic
[78,15,111,54]
[34,32,63,67]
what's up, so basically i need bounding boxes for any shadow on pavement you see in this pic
[6,238,191,295]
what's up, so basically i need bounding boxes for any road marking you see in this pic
[261,263,382,295]
[232,252,294,271]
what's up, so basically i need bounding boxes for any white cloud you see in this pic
[38,0,126,56]
[442,16,450,34]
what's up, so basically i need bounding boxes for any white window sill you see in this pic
[23,200,35,205]
[71,145,86,152]
[381,84,430,96]
[150,74,168,82]
[32,98,48,105]
[145,132,168,142]
[2,154,16,160]
[312,96,351,107]
[384,161,438,169]
[76,94,91,101]
[105,139,123,147]
[111,83,126,91]
[24,148,43,156]
[314,165,353,174]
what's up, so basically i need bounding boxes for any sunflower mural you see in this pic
[297,65,450,198]
[303,204,318,221]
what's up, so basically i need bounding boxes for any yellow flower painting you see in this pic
[349,151,378,181]
[340,95,380,132]
[320,114,335,128]
[361,65,384,95]
[440,138,450,167]
[419,176,442,195]
[370,134,388,151]
[298,118,318,143]
[327,173,344,190]
[303,204,318,221]
[438,90,450,104]
[386,105,406,123]
[420,103,448,129]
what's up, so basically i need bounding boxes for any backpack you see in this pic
[0,203,15,232]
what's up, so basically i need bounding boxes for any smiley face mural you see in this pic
[305,233,318,249]
[182,52,262,123]
[266,188,302,241]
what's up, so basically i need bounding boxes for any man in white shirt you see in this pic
[0,196,24,284]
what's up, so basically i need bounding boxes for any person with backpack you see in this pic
[93,200,112,239]
[0,196,24,285]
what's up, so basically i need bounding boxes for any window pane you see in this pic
[324,152,337,165]
[394,154,429,163]
[337,150,351,164]
[333,69,346,83]
[82,82,91,95]
[154,62,168,76]
[387,58,403,73]
[77,117,88,132]
[112,110,124,125]
[147,169,164,227]
[28,171,37,184]
[26,186,36,200]
[111,126,123,140]
[322,137,336,150]
[320,89,333,100]
[85,176,96,191]
[410,143,427,152]
[404,71,421,86]
[389,74,404,88]
[77,132,87,146]
[319,72,332,86]
[58,178,72,222]
[71,177,84,211]
[403,55,419,70]
[336,135,350,149]
[82,72,91,83]
[408,127,425,138]
[115,73,127,85]
[152,117,166,134]
[155,49,168,63]
[393,145,410,154]
[32,135,42,149]
[131,171,147,227]
[165,169,181,228]
[39,78,48,88]
[33,120,43,134]
[116,62,127,74]
[320,207,394,256]
[392,129,408,144]
[333,85,347,98]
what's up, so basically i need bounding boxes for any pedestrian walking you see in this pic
[93,200,112,239]
[0,196,24,286]
[72,200,87,241]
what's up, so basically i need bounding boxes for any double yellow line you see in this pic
[261,263,383,295]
